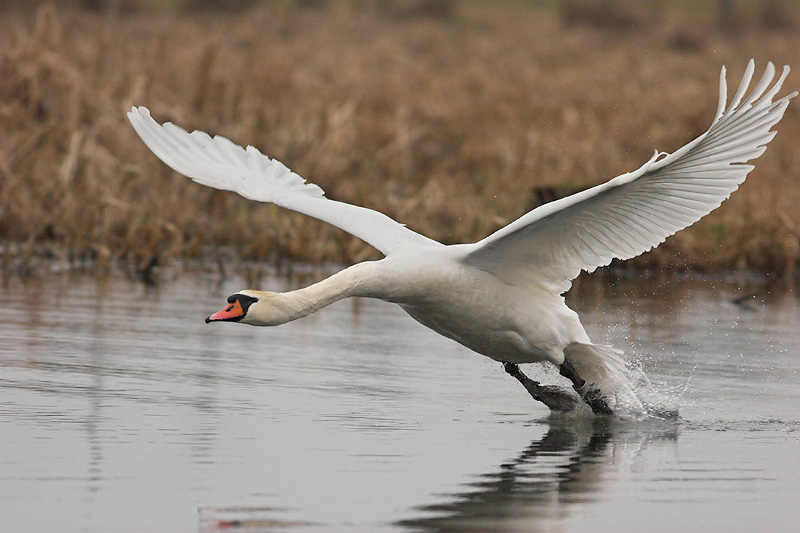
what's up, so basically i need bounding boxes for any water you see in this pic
[1,272,798,532]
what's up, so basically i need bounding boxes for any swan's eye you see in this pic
[224,293,259,312]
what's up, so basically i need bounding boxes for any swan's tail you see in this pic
[564,342,644,414]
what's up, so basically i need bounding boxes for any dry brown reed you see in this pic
[1,2,799,278]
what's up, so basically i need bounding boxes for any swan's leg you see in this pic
[503,362,580,412]
[558,360,613,415]
[558,360,585,388]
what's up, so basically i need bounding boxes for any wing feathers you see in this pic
[740,62,775,110]
[726,59,755,113]
[463,62,794,293]
[714,65,728,122]
[128,106,439,255]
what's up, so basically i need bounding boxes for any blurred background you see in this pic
[2,0,798,281]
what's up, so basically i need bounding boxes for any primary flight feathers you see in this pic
[127,106,438,254]
[128,60,795,292]
[464,61,795,292]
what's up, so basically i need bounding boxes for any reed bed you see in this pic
[1,2,799,279]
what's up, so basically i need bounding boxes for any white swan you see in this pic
[128,61,795,415]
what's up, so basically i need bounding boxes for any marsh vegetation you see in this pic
[1,1,798,278]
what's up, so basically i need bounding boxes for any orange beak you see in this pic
[206,299,245,323]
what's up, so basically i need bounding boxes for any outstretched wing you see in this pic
[127,107,440,255]
[463,61,796,293]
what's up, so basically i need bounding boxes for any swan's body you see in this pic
[128,61,795,415]
[236,249,589,365]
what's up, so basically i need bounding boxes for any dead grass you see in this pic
[1,2,799,278]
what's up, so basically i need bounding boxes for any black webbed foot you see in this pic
[559,360,614,416]
[503,362,580,412]
[582,386,613,416]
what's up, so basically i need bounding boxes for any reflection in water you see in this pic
[1,273,798,532]
[401,419,678,532]
[83,277,106,520]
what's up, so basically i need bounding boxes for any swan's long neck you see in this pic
[287,265,370,319]
[250,262,379,325]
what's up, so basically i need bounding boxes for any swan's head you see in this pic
[205,290,291,326]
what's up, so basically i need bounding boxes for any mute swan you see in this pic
[128,61,795,415]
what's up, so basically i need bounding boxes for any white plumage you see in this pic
[463,62,793,293]
[128,106,438,255]
[128,61,795,415]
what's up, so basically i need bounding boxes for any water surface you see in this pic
[1,272,798,532]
